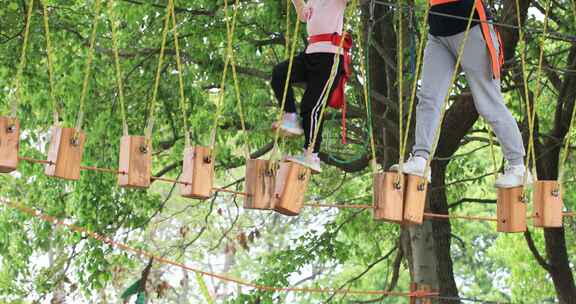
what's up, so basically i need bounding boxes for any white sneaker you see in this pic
[271,113,303,137]
[389,155,431,182]
[494,165,534,188]
[285,153,322,173]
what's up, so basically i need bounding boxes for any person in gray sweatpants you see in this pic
[392,0,531,188]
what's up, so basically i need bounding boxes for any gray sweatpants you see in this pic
[413,25,525,165]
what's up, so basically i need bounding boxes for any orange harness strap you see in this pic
[475,1,503,79]
[308,32,353,144]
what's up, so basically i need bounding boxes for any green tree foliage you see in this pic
[0,0,574,303]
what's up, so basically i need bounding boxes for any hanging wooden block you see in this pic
[0,117,19,173]
[273,162,310,216]
[403,174,428,225]
[244,159,276,210]
[45,126,85,180]
[496,186,527,233]
[373,172,405,223]
[533,180,563,228]
[118,135,152,189]
[180,146,214,199]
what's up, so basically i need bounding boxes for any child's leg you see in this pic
[413,35,457,159]
[301,53,343,153]
[460,26,525,165]
[271,53,308,113]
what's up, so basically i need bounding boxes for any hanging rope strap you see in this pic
[11,0,35,119]
[402,3,430,169]
[556,0,575,188]
[107,0,129,137]
[168,1,191,148]
[144,0,172,140]
[42,1,60,125]
[224,0,251,159]
[523,0,551,189]
[209,0,240,149]
[420,0,481,186]
[358,3,378,174]
[269,2,301,163]
[285,0,291,58]
[513,0,533,193]
[306,0,358,159]
[74,0,102,133]
[395,0,406,186]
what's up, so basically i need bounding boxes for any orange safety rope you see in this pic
[0,198,437,299]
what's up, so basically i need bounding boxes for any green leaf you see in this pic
[195,273,214,304]
[120,280,141,300]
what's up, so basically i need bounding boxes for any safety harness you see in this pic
[307,32,353,143]
[430,0,504,79]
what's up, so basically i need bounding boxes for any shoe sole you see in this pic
[271,126,304,137]
[285,158,322,174]
[388,165,431,182]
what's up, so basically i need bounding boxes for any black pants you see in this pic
[271,52,343,153]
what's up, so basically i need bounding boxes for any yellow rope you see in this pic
[107,0,129,137]
[486,123,498,183]
[269,11,301,162]
[145,0,172,140]
[11,0,35,119]
[396,0,405,186]
[209,0,240,149]
[75,0,102,133]
[513,0,534,196]
[557,0,575,188]
[169,1,191,147]
[225,0,251,159]
[306,0,358,158]
[42,1,60,125]
[421,0,481,187]
[402,3,430,165]
[524,0,551,187]
[285,0,291,58]
[357,13,377,173]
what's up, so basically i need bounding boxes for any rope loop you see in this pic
[269,0,301,163]
[41,0,61,125]
[144,0,172,140]
[75,0,102,133]
[11,0,35,119]
[209,0,240,150]
[107,0,129,137]
[169,0,192,148]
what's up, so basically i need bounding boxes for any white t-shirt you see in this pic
[294,0,348,54]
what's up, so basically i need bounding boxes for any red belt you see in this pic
[308,32,353,144]
[429,0,504,79]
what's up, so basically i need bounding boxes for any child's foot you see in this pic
[389,155,431,182]
[494,164,534,188]
[271,113,303,137]
[285,152,322,173]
